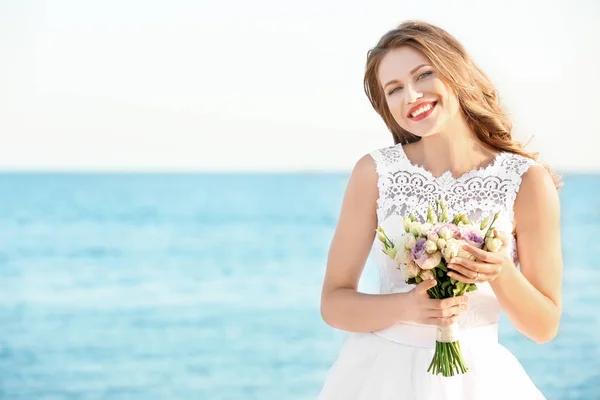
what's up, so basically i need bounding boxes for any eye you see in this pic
[417,71,433,80]
[387,86,403,96]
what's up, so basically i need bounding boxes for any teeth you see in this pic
[411,103,433,118]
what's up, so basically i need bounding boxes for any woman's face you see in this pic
[378,46,461,139]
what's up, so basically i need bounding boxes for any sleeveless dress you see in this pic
[317,144,546,400]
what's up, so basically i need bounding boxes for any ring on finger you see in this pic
[474,271,480,280]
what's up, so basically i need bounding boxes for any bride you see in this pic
[318,20,563,399]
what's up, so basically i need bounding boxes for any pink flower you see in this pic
[434,223,460,240]
[458,227,484,248]
[420,251,442,270]
[412,239,442,270]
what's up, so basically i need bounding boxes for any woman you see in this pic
[318,20,563,399]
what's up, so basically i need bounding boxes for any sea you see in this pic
[0,172,598,400]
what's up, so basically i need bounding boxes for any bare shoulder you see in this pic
[514,163,560,232]
[516,164,559,206]
[352,153,378,181]
[341,152,379,212]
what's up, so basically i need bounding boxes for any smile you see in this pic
[408,101,437,121]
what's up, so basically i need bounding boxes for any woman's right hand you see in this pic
[405,279,469,327]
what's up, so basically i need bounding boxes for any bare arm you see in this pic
[320,154,467,332]
[490,165,563,343]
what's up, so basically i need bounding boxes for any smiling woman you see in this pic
[384,54,452,133]
[317,20,563,400]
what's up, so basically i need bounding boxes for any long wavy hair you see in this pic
[363,20,562,189]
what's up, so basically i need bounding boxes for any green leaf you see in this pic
[452,281,466,297]
[444,287,452,297]
[466,284,478,292]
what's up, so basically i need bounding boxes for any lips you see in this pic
[407,101,437,117]
[407,101,437,121]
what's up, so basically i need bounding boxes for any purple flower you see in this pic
[411,238,426,262]
[459,228,484,248]
[411,238,440,269]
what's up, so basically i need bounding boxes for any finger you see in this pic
[448,258,497,275]
[447,270,479,284]
[426,302,465,318]
[435,296,469,309]
[437,303,468,318]
[447,267,496,284]
[460,244,502,264]
[447,263,479,279]
[415,279,437,295]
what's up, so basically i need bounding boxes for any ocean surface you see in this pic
[0,172,598,400]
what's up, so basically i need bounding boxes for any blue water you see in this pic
[0,172,598,400]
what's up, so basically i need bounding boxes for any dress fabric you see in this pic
[317,144,546,400]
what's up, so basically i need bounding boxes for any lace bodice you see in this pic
[369,144,536,327]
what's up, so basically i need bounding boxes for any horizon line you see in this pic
[0,167,597,175]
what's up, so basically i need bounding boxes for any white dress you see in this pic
[317,144,546,400]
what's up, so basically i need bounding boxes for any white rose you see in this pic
[442,238,460,260]
[428,231,439,242]
[436,238,447,250]
[438,226,453,240]
[485,237,503,253]
[446,238,458,246]
[405,235,417,250]
[424,239,438,254]
[419,223,433,236]
[420,269,435,281]
[406,260,421,278]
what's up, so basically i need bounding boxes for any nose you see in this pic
[404,83,423,105]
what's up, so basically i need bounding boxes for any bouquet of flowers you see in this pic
[376,199,504,377]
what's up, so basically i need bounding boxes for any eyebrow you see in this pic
[383,64,430,89]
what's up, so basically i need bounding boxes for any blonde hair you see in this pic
[363,20,562,189]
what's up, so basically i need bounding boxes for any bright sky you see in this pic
[1,0,598,172]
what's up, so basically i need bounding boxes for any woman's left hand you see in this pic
[447,230,513,284]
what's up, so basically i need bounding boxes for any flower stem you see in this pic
[427,341,469,377]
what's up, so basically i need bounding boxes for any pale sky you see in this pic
[1,0,599,172]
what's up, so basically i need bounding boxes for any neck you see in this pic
[413,116,497,178]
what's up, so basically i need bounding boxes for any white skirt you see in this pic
[317,323,546,400]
